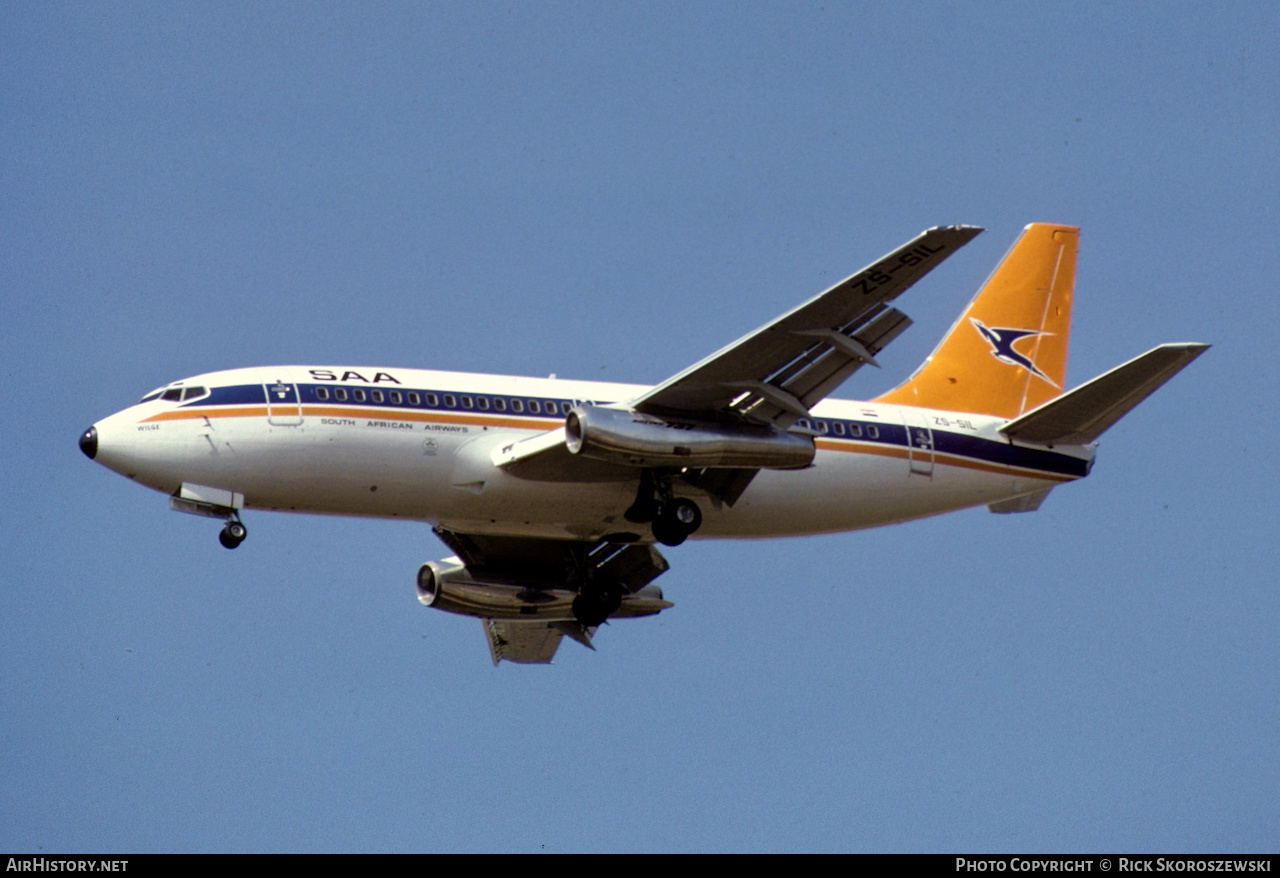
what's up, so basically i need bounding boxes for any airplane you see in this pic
[79,223,1207,664]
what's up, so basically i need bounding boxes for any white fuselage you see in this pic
[88,365,1092,542]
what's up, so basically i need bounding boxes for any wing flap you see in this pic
[987,488,1053,514]
[1001,343,1208,445]
[784,306,913,412]
[484,619,597,665]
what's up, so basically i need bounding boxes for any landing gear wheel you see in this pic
[572,583,622,627]
[669,498,702,532]
[652,498,701,547]
[651,515,687,547]
[219,520,247,550]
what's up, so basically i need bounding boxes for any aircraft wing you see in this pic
[434,527,665,588]
[630,225,983,426]
[432,527,671,664]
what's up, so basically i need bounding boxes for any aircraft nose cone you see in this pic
[79,426,98,460]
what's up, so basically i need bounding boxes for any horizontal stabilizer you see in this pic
[1001,343,1208,446]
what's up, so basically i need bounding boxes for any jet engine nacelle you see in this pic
[416,558,672,621]
[564,404,814,469]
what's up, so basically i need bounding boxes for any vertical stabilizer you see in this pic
[875,223,1078,419]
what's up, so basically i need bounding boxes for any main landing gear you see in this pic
[624,469,703,547]
[565,535,671,629]
[218,515,247,550]
[572,580,622,628]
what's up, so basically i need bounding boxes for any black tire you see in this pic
[572,583,622,627]
[651,515,687,547]
[219,528,241,550]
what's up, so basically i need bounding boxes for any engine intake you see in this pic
[564,405,813,469]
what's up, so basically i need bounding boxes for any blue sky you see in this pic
[3,2,1277,852]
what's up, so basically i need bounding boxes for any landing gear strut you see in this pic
[219,516,247,550]
[624,468,661,524]
[572,581,623,628]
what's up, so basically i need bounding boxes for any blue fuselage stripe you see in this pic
[177,383,1088,480]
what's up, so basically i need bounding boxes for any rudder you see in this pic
[875,223,1078,419]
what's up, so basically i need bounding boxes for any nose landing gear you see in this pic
[168,484,248,550]
[219,516,247,550]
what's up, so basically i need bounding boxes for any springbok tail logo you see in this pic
[970,319,1059,387]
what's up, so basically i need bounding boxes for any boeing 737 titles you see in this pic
[80,224,1207,664]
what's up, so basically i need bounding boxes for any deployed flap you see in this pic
[632,226,982,426]
[590,541,669,593]
[987,488,1052,514]
[1001,343,1208,446]
[484,619,597,665]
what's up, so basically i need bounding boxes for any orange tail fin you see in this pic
[875,223,1079,419]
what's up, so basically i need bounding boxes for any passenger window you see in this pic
[353,389,367,403]
[477,397,489,410]
[867,425,879,439]
[849,423,862,437]
[407,392,420,406]
[426,393,439,407]
[797,418,811,430]
[832,422,845,436]
[335,388,348,401]
[544,401,558,414]
[561,402,571,415]
[461,396,473,409]
[444,394,456,408]
[162,388,182,401]
[510,399,524,413]
[371,390,384,404]
[389,391,402,405]
[493,398,506,412]
[316,387,330,401]
[528,400,540,414]
[816,420,828,433]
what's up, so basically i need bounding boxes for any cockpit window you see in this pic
[181,386,207,401]
[139,389,164,403]
[162,388,182,401]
